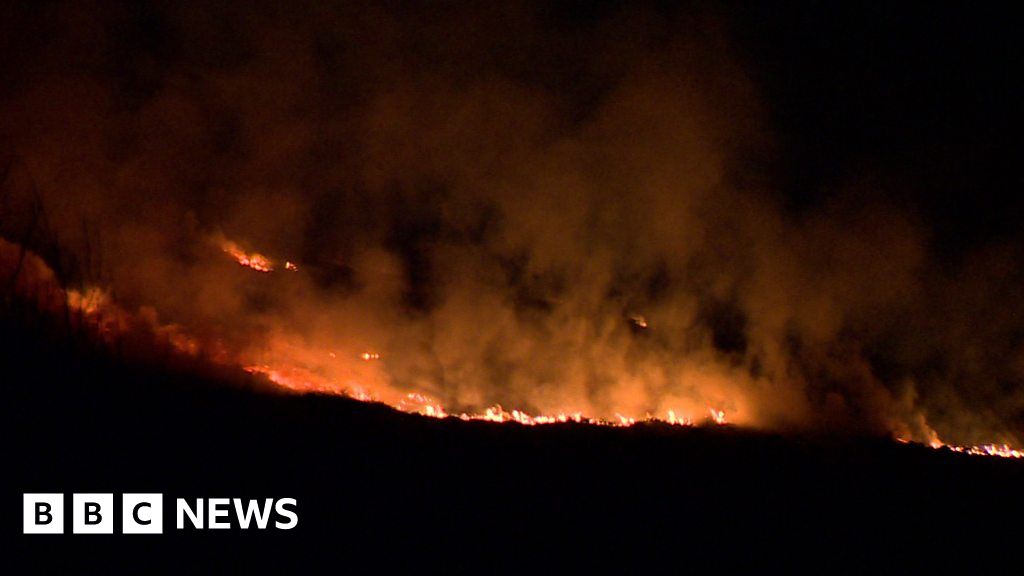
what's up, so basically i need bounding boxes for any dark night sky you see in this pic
[443,1,1023,241]
[732,3,1022,246]
[4,1,1021,240]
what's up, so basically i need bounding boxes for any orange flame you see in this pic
[215,233,297,273]
[220,239,274,272]
[9,235,1020,459]
[709,408,727,425]
[27,236,1024,460]
[107,236,1024,459]
[241,343,1022,458]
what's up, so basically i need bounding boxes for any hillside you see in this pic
[3,304,1022,572]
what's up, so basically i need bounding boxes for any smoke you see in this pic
[1,1,1021,444]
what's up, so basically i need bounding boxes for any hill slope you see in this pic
[3,307,1023,572]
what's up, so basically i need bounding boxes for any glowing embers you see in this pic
[66,287,109,315]
[411,403,726,428]
[460,405,587,426]
[243,364,373,400]
[220,239,273,272]
[629,314,649,329]
[709,408,727,425]
[215,234,299,273]
[945,443,1024,459]
[895,437,1024,459]
[393,388,727,428]
[245,352,729,429]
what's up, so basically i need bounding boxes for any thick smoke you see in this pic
[1,1,1022,444]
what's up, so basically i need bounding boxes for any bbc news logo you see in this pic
[23,494,298,534]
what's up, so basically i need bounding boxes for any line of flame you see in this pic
[243,360,1023,459]
[48,237,1024,461]
[242,363,728,428]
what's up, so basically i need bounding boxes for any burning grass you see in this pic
[0,231,1020,459]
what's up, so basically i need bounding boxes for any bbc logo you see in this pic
[24,493,298,533]
[23,493,162,534]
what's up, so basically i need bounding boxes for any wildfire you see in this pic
[243,346,1024,459]
[666,410,691,426]
[219,238,274,272]
[66,287,109,315]
[948,444,1024,458]
[215,234,298,273]
[709,408,727,425]
[7,234,1019,463]
[244,362,718,428]
[208,228,1015,458]
[900,438,1024,459]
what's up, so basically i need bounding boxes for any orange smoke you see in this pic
[1,235,1020,458]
